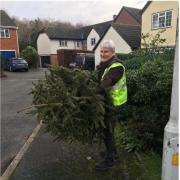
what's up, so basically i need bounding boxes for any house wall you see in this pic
[0,28,19,57]
[141,1,178,47]
[82,40,87,50]
[114,9,140,26]
[50,39,82,54]
[74,40,83,49]
[37,33,84,66]
[37,33,51,55]
[87,29,100,50]
[94,26,131,67]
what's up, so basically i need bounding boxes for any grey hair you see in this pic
[100,40,115,52]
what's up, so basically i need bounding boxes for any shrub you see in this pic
[21,45,39,68]
[157,48,175,61]
[141,30,166,54]
[115,31,175,153]
[118,56,173,153]
[123,55,150,70]
[116,53,135,61]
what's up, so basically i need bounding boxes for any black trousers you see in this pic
[103,107,119,162]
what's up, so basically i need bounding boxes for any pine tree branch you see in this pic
[17,103,62,113]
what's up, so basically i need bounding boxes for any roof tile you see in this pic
[0,10,16,27]
[44,21,112,40]
[123,6,142,23]
[112,24,141,48]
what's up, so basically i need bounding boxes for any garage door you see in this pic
[0,51,16,61]
[40,56,50,67]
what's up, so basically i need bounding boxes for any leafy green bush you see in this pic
[118,56,173,153]
[115,30,175,153]
[21,45,39,68]
[157,48,175,61]
[116,53,135,61]
[141,30,166,54]
[123,55,150,70]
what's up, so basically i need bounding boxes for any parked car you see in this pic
[69,53,95,71]
[4,58,29,72]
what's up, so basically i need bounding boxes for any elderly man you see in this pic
[95,40,127,171]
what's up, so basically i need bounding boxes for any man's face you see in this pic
[100,48,114,62]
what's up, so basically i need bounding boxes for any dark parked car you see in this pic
[69,53,95,71]
[4,58,29,72]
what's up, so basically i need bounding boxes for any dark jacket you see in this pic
[96,56,124,95]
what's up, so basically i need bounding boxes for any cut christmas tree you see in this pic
[31,66,115,144]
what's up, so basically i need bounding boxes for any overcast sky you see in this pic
[1,1,148,26]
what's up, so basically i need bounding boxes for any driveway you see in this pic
[1,68,47,174]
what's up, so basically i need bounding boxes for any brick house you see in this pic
[0,10,19,61]
[113,6,141,26]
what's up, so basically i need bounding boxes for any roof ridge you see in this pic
[123,6,141,11]
[123,6,142,23]
[0,9,16,27]
[142,1,152,13]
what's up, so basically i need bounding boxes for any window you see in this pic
[166,11,172,27]
[0,28,10,38]
[91,38,96,46]
[59,40,67,47]
[152,14,158,29]
[152,11,172,29]
[77,41,80,47]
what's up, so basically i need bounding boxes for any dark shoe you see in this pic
[95,160,114,171]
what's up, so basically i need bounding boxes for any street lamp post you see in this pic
[161,35,179,180]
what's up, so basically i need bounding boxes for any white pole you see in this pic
[161,35,179,180]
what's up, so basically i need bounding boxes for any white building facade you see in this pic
[94,26,132,67]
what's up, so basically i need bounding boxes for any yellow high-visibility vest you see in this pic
[102,62,127,106]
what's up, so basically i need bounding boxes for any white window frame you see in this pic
[152,10,172,30]
[59,40,68,47]
[0,28,10,38]
[91,38,96,46]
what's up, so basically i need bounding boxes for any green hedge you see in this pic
[116,53,135,61]
[116,48,175,62]
[118,54,174,153]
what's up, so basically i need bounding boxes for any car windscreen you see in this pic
[85,56,94,61]
[12,60,27,63]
